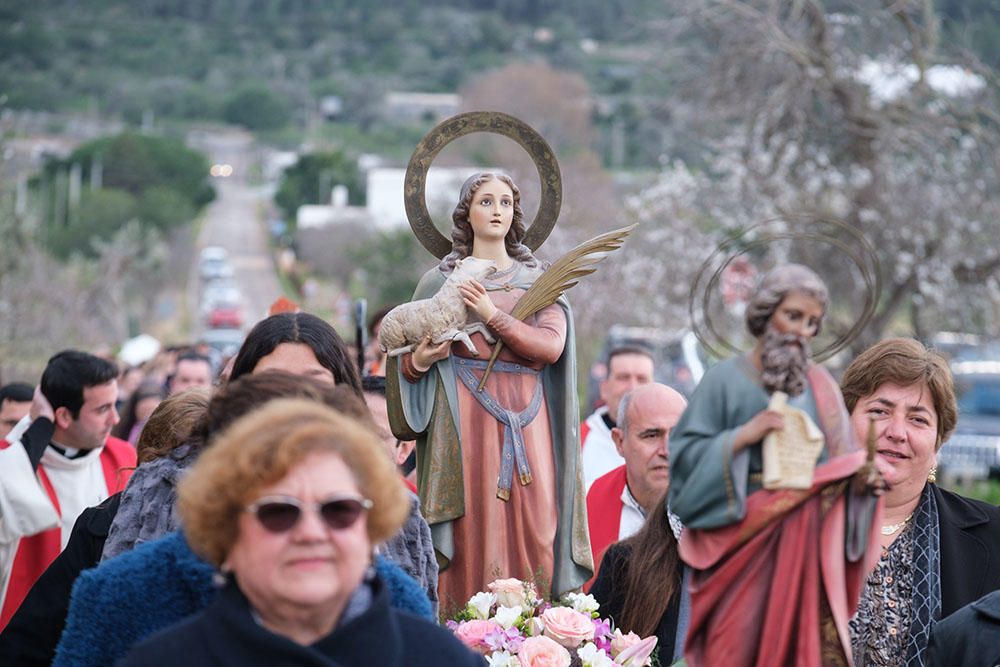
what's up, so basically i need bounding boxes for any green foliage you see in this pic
[352,228,428,308]
[51,132,216,208]
[223,87,292,132]
[44,188,137,259]
[274,150,365,224]
[34,131,213,259]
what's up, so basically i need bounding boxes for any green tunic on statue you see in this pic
[668,354,851,530]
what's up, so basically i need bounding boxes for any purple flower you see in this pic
[446,620,459,631]
[592,618,612,653]
[485,626,526,653]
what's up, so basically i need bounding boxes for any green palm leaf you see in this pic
[477,223,637,390]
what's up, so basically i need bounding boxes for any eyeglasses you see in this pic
[246,494,373,533]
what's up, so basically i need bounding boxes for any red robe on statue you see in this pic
[679,450,882,666]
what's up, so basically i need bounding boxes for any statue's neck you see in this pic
[471,238,513,271]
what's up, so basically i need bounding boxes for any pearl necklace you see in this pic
[881,511,915,536]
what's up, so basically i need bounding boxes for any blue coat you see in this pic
[53,530,432,667]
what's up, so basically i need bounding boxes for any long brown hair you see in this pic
[617,488,682,637]
[439,172,538,272]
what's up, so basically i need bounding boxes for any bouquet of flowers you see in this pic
[447,578,658,667]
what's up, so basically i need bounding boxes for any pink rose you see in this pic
[454,619,499,654]
[488,578,535,608]
[540,606,595,648]
[517,636,571,667]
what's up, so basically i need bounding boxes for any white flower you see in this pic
[563,592,600,615]
[577,642,616,667]
[526,616,546,637]
[485,650,520,667]
[492,604,523,629]
[467,591,496,620]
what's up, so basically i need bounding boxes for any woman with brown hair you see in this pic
[589,488,688,664]
[841,337,1000,665]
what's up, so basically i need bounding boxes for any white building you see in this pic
[364,166,499,230]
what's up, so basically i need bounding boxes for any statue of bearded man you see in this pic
[668,263,882,667]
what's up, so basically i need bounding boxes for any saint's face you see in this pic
[467,178,514,243]
[769,291,824,342]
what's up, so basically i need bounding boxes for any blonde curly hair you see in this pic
[178,398,409,567]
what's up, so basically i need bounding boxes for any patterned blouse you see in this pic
[849,522,915,666]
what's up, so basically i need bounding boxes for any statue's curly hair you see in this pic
[745,264,829,338]
[439,172,539,272]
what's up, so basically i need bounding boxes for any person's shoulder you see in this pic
[374,557,433,618]
[588,465,627,501]
[79,492,122,537]
[77,531,210,593]
[935,485,1000,525]
[394,610,485,665]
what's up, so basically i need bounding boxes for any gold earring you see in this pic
[927,467,937,484]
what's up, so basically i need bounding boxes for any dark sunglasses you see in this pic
[246,494,373,533]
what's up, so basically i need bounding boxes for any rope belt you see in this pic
[453,356,542,501]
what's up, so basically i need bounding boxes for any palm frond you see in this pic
[477,224,637,390]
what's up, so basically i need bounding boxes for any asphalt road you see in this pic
[188,129,282,335]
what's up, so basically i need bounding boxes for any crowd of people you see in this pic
[1,171,999,666]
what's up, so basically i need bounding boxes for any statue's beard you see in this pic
[760,327,811,396]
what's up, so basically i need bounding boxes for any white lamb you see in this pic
[379,256,499,357]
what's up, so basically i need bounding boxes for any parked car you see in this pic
[206,304,243,329]
[200,328,244,360]
[584,326,712,412]
[199,246,233,281]
[938,360,1000,479]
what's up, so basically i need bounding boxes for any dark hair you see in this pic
[368,304,396,337]
[841,337,957,449]
[439,172,538,272]
[40,350,118,418]
[615,488,681,637]
[228,312,362,396]
[361,374,387,396]
[185,370,372,456]
[175,351,213,368]
[111,379,168,440]
[0,382,33,405]
[606,345,654,371]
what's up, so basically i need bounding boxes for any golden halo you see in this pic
[688,216,881,362]
[403,111,562,259]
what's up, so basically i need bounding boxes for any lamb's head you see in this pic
[452,256,497,283]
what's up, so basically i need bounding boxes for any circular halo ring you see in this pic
[688,216,881,363]
[403,111,562,259]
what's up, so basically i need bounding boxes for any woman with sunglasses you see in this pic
[53,374,435,667]
[119,399,482,666]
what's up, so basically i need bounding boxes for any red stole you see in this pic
[585,465,628,592]
[678,368,882,666]
[0,437,135,629]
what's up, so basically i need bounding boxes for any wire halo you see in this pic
[403,111,562,259]
[688,216,881,362]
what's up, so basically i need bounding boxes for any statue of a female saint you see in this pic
[387,171,592,610]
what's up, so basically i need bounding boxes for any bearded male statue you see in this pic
[668,264,883,667]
